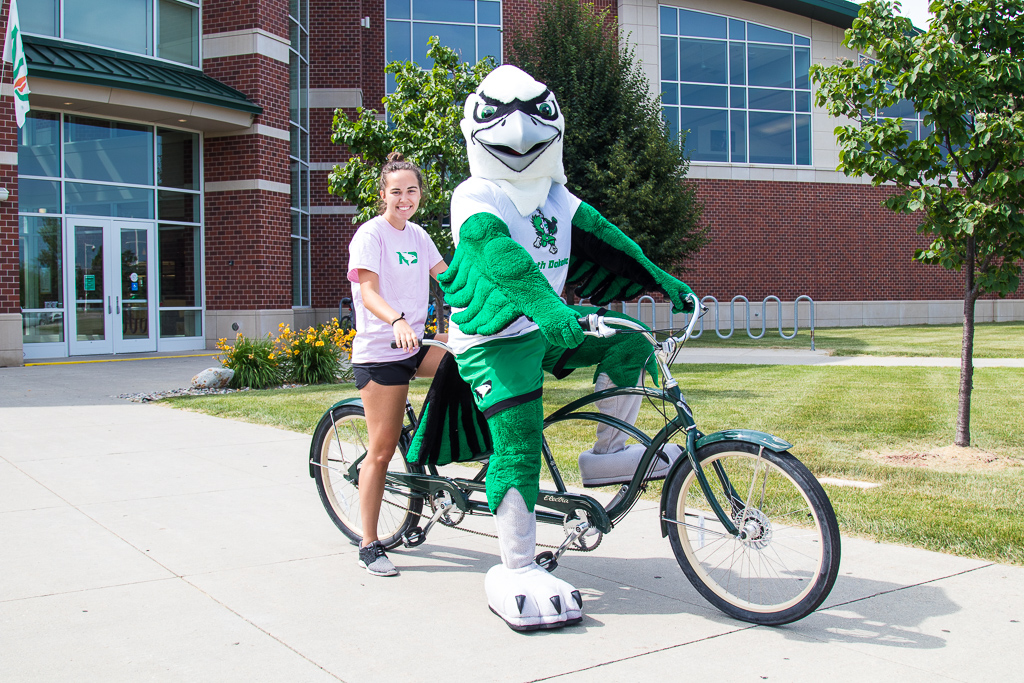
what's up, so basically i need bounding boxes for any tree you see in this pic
[508,0,706,268]
[328,37,495,253]
[812,0,1024,446]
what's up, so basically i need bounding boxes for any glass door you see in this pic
[66,218,156,355]
[115,223,155,353]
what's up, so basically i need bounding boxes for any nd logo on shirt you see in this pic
[397,251,418,265]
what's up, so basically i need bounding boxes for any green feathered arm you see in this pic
[438,212,585,348]
[567,202,695,313]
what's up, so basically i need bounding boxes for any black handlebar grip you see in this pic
[577,316,591,332]
[390,340,423,348]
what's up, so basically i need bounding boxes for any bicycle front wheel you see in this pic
[666,440,840,625]
[311,405,422,549]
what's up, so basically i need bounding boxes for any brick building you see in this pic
[2,0,1021,366]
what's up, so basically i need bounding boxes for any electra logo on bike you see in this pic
[543,494,570,504]
[474,380,492,401]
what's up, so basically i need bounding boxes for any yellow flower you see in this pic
[294,349,300,355]
[269,353,275,359]
[247,354,254,359]
[315,340,324,347]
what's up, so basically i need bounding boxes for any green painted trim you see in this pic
[748,0,861,29]
[328,397,364,411]
[24,36,262,115]
[696,429,794,452]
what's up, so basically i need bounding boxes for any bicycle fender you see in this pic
[658,429,794,537]
[308,398,365,478]
[696,429,793,453]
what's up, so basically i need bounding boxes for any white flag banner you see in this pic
[3,0,31,127]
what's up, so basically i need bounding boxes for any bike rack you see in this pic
[623,295,816,350]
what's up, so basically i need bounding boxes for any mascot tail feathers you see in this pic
[406,353,493,466]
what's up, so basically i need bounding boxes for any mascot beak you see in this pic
[474,110,561,173]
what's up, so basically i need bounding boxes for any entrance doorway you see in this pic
[66,218,157,355]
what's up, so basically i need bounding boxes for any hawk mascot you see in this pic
[432,65,695,630]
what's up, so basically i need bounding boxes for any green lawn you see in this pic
[682,320,1024,358]
[165,361,1024,565]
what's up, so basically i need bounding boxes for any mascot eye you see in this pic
[480,105,497,120]
[537,102,555,118]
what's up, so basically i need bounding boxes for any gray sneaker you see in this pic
[358,541,398,577]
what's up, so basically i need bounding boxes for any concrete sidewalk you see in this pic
[1,355,1021,682]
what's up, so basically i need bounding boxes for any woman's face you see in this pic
[381,169,421,225]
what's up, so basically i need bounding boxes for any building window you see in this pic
[384,0,502,91]
[290,0,311,307]
[858,55,932,142]
[17,110,203,343]
[660,6,811,165]
[22,0,201,68]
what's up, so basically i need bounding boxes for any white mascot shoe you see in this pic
[485,563,583,631]
[578,443,682,486]
[578,373,683,486]
[487,489,583,631]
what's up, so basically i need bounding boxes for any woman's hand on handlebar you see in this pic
[392,318,418,350]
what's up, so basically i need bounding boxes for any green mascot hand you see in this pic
[442,212,585,348]
[656,275,697,314]
[530,299,585,349]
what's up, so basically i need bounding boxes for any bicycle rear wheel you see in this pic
[665,440,840,625]
[311,405,422,549]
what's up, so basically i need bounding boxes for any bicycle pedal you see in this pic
[402,527,426,548]
[535,550,558,572]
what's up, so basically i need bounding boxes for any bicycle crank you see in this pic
[563,513,602,551]
[429,491,466,527]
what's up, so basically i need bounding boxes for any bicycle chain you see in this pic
[382,496,602,552]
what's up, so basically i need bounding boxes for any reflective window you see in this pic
[18,179,61,215]
[661,6,811,165]
[19,112,60,178]
[65,0,153,57]
[65,116,154,185]
[65,183,154,218]
[158,0,200,67]
[159,224,202,338]
[290,0,311,307]
[25,0,201,68]
[385,0,502,92]
[17,112,204,343]
[19,215,65,315]
[22,0,59,37]
[158,129,200,190]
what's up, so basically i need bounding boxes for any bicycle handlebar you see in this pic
[390,338,452,351]
[387,294,706,358]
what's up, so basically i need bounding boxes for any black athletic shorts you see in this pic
[353,335,434,390]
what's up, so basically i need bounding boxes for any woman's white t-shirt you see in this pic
[347,215,443,364]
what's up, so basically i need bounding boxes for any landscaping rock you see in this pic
[191,367,234,389]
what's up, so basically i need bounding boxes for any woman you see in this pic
[347,152,447,576]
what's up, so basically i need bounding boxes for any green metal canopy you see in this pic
[749,0,862,29]
[24,36,262,115]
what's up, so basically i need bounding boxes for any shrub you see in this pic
[275,319,356,385]
[216,334,281,389]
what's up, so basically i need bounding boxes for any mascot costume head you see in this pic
[407,65,695,631]
[461,65,566,216]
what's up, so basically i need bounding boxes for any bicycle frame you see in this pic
[313,293,797,546]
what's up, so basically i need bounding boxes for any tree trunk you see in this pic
[955,238,978,447]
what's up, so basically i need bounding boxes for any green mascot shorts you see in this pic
[455,306,658,418]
